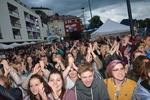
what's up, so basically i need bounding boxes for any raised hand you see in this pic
[39,60,45,71]
[48,82,59,100]
[68,56,74,66]
[32,63,41,74]
[1,59,9,69]
[38,83,47,100]
[55,63,60,70]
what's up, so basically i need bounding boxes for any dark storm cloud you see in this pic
[19,0,150,23]
[19,0,126,14]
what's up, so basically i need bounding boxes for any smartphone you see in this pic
[127,46,132,52]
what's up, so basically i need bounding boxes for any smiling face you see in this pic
[30,78,41,96]
[138,45,145,53]
[79,71,94,87]
[27,56,33,64]
[72,49,78,57]
[49,73,63,92]
[85,54,92,63]
[145,37,150,46]
[100,45,107,53]
[112,63,126,81]
[69,68,78,78]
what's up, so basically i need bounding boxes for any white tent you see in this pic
[0,43,13,49]
[9,42,21,48]
[46,35,61,43]
[91,19,130,41]
[30,41,36,44]
[21,42,30,46]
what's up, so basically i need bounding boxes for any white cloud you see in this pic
[83,1,150,24]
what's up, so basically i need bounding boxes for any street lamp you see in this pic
[88,0,94,30]
[81,7,86,30]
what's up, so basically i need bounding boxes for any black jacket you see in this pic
[0,85,23,100]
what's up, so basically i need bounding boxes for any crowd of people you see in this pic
[0,34,150,100]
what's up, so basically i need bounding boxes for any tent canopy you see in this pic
[10,42,21,47]
[46,35,61,43]
[91,19,130,41]
[0,43,13,49]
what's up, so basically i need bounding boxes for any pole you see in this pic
[81,7,86,30]
[88,0,94,29]
[126,0,134,36]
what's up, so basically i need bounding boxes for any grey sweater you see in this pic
[72,78,110,100]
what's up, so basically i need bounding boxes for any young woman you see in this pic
[64,53,78,89]
[53,54,65,72]
[25,56,35,75]
[0,75,23,100]
[48,69,76,100]
[104,60,136,100]
[133,59,150,100]
[83,43,103,79]
[28,74,52,100]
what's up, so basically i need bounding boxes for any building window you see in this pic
[12,28,22,39]
[72,24,76,27]
[66,25,69,28]
[0,27,3,39]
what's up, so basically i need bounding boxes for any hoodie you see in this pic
[72,78,109,100]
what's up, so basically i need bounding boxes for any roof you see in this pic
[48,15,80,21]
[31,7,51,10]
[120,19,137,26]
[91,19,130,41]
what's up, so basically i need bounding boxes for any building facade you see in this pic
[48,15,84,37]
[48,19,66,37]
[0,0,47,43]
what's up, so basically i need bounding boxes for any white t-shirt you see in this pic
[65,76,75,89]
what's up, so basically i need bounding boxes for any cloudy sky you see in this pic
[19,0,150,24]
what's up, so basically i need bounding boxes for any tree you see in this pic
[137,19,146,28]
[55,13,59,20]
[55,13,59,17]
[137,18,150,29]
[144,18,150,29]
[88,15,103,29]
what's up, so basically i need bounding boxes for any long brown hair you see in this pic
[139,59,150,80]
[28,74,52,100]
[48,69,66,100]
[0,75,12,90]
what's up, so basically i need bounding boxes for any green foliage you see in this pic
[88,15,103,29]
[137,18,150,28]
[55,13,59,17]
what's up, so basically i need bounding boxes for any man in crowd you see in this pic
[72,63,109,100]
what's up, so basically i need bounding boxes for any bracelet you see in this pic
[67,66,71,70]
[54,97,60,100]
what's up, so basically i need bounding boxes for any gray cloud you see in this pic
[19,0,150,23]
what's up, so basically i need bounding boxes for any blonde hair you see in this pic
[0,75,12,90]
[78,63,93,75]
